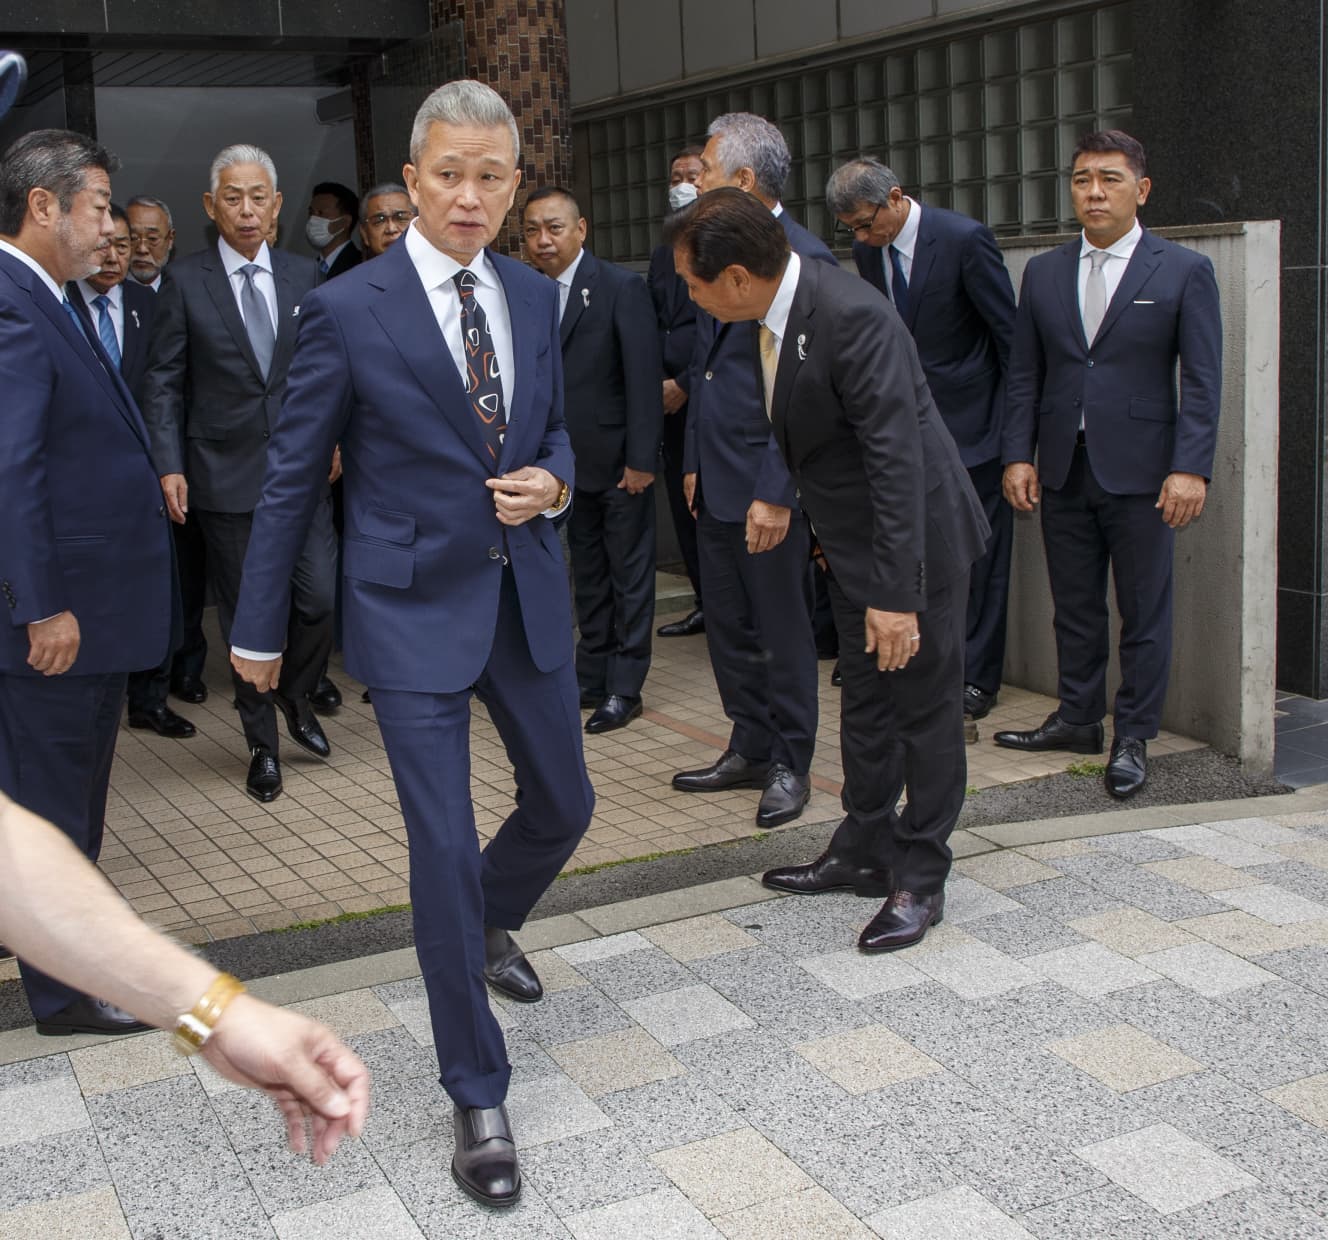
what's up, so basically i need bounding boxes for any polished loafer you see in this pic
[483,927,542,1003]
[672,749,770,792]
[246,745,283,803]
[309,675,343,714]
[657,608,705,638]
[170,676,208,705]
[993,711,1104,754]
[275,696,332,759]
[762,849,893,897]
[36,996,151,1036]
[128,704,196,739]
[858,890,945,953]
[585,694,643,734]
[1105,736,1148,800]
[452,1104,521,1208]
[756,763,811,827]
[963,684,998,720]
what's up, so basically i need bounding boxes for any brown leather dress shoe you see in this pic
[762,849,892,897]
[452,1104,521,1207]
[858,890,945,953]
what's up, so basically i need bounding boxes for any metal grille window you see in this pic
[573,4,1132,261]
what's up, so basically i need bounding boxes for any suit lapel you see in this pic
[492,252,538,475]
[903,219,936,330]
[1090,230,1163,349]
[202,248,265,384]
[558,249,596,346]
[269,253,301,385]
[770,261,817,450]
[1055,239,1089,351]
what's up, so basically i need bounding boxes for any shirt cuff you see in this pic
[231,646,281,661]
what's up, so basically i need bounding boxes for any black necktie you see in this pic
[453,269,506,464]
[889,245,910,320]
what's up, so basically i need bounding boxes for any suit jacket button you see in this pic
[158,505,166,517]
[1086,359,1095,368]
[704,370,714,380]
[488,547,501,560]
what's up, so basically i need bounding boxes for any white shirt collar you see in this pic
[555,247,586,291]
[77,278,122,309]
[891,196,922,259]
[760,251,802,344]
[1080,218,1142,259]
[218,235,273,277]
[403,217,497,292]
[0,238,64,303]
[321,240,350,269]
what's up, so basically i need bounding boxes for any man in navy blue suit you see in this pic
[828,157,1017,727]
[0,128,174,1035]
[671,112,834,829]
[230,81,593,1207]
[995,131,1222,800]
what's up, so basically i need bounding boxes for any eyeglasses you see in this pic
[366,210,415,228]
[834,203,882,239]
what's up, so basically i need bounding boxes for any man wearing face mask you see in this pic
[647,147,705,638]
[307,181,360,283]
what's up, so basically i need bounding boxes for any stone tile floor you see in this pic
[5,806,1328,1237]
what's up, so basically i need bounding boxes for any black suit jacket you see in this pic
[66,278,158,407]
[141,244,317,513]
[557,249,663,493]
[320,241,362,283]
[770,257,990,613]
[647,242,697,381]
[853,205,1015,468]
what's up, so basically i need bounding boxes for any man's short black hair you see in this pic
[1072,130,1148,179]
[523,185,582,219]
[663,187,789,282]
[0,128,118,236]
[312,180,359,226]
[109,201,128,227]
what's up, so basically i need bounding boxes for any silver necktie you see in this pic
[1082,249,1109,347]
[239,263,275,380]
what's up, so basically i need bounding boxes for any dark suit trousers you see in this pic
[370,568,594,1109]
[697,506,818,774]
[1041,446,1175,738]
[964,457,1013,694]
[198,499,336,752]
[568,482,656,699]
[0,670,125,1017]
[127,516,209,712]
[660,406,702,603]
[826,570,968,895]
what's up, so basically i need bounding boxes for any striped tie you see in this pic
[92,294,122,370]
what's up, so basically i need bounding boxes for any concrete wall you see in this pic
[566,0,1029,103]
[999,221,1281,772]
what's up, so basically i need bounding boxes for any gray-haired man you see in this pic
[358,182,416,257]
[126,195,174,290]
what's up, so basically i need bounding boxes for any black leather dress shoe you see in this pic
[309,675,342,714]
[585,694,642,734]
[830,662,843,687]
[963,684,998,720]
[483,927,543,1003]
[673,749,770,792]
[756,763,811,827]
[859,890,945,953]
[1105,736,1148,800]
[657,608,704,638]
[275,696,332,759]
[171,676,208,705]
[361,689,372,703]
[452,1104,521,1207]
[36,996,151,1036]
[579,688,604,710]
[127,704,196,739]
[993,711,1104,754]
[762,849,893,898]
[246,746,283,803]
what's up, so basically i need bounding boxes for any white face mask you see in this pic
[667,182,698,212]
[305,215,346,249]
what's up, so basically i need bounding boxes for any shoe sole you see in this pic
[483,976,544,1004]
[585,710,643,734]
[247,785,282,804]
[127,719,196,739]
[858,911,944,955]
[672,776,768,793]
[756,798,811,829]
[992,738,1103,755]
[761,878,893,899]
[1105,778,1147,801]
[450,1164,522,1208]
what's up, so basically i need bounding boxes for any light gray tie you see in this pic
[1082,249,1109,347]
[239,263,275,380]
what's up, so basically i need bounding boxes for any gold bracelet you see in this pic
[555,481,570,510]
[172,971,246,1056]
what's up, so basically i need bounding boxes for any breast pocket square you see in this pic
[1132,300,1155,305]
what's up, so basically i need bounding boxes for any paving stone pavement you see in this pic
[5,807,1328,1237]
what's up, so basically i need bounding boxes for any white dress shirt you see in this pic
[554,247,586,322]
[0,237,63,304]
[76,279,124,354]
[759,251,803,364]
[217,235,278,334]
[880,196,922,293]
[1077,218,1142,316]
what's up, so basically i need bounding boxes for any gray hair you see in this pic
[825,157,901,217]
[705,113,791,201]
[359,181,412,220]
[126,194,174,230]
[0,128,118,236]
[208,144,278,195]
[409,79,520,165]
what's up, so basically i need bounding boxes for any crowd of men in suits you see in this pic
[0,76,1219,1206]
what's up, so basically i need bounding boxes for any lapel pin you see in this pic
[293,305,300,316]
[581,288,590,308]
[797,334,807,361]
[130,309,140,330]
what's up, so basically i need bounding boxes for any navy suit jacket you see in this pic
[556,249,663,492]
[770,258,989,613]
[683,209,836,522]
[647,242,697,381]
[0,251,173,675]
[319,241,362,283]
[853,204,1015,468]
[230,237,575,692]
[1003,226,1222,495]
[66,278,158,407]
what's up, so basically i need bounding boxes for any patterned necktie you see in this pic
[757,323,779,419]
[238,263,275,381]
[453,269,506,464]
[1082,248,1109,346]
[889,244,910,320]
[92,294,122,370]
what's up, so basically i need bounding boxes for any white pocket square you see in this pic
[293,305,301,315]
[1132,300,1154,305]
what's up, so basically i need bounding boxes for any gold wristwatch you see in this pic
[172,971,246,1055]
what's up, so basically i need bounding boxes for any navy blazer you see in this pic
[0,251,173,675]
[66,278,158,407]
[319,241,362,283]
[647,243,697,381]
[230,238,575,692]
[1003,227,1222,495]
[682,209,837,522]
[853,204,1015,468]
[556,249,663,492]
[770,258,989,612]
